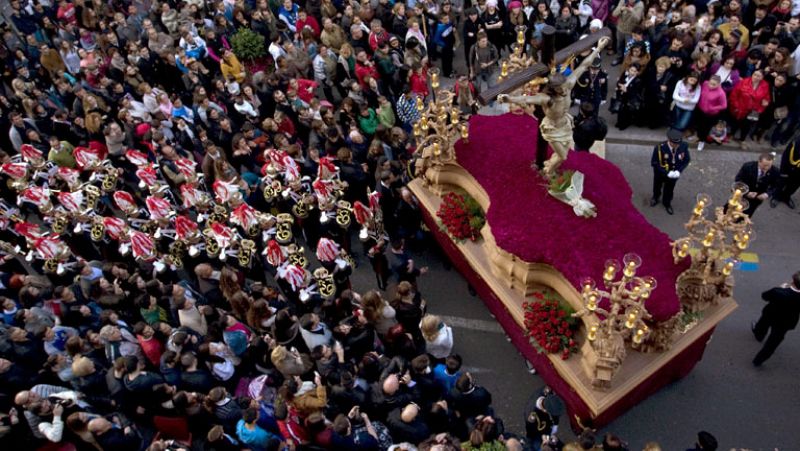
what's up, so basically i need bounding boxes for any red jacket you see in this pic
[296,16,320,38]
[355,62,380,88]
[728,77,771,120]
[410,69,430,98]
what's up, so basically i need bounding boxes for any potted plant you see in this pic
[230,28,270,75]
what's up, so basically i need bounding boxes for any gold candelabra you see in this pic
[671,184,754,312]
[413,67,470,184]
[573,253,656,390]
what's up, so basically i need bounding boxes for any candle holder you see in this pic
[412,72,470,187]
[672,186,754,313]
[497,26,537,84]
[573,253,656,390]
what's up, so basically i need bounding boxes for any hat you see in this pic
[590,19,603,30]
[591,57,602,68]
[542,393,565,416]
[667,128,683,143]
[135,123,151,137]
[508,0,523,9]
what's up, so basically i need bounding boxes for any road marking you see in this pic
[461,365,495,374]
[438,315,505,334]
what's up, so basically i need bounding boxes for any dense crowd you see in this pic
[0,0,776,449]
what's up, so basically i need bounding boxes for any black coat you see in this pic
[651,141,691,175]
[446,385,492,419]
[573,114,608,151]
[574,70,608,106]
[760,286,800,330]
[735,161,780,195]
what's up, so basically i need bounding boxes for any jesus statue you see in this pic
[498,37,610,176]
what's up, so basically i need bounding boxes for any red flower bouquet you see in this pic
[436,191,486,242]
[523,289,579,360]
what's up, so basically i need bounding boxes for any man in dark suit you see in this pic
[770,138,800,209]
[751,271,800,366]
[573,58,608,112]
[650,128,691,215]
[735,152,780,217]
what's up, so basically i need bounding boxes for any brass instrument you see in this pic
[336,200,352,228]
[84,185,101,211]
[287,244,308,268]
[44,259,58,273]
[263,180,282,201]
[101,168,119,192]
[208,204,228,224]
[51,213,68,235]
[90,217,105,241]
[238,239,255,267]
[203,228,220,256]
[169,240,186,268]
[292,196,309,219]
[275,213,294,244]
[247,224,260,237]
[314,267,336,299]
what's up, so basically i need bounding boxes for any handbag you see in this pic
[774,106,789,120]
[609,98,621,114]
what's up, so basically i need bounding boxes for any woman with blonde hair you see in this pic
[420,314,453,360]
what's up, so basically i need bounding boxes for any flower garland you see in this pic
[436,191,486,242]
[523,289,579,360]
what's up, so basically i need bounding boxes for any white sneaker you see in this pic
[697,141,705,151]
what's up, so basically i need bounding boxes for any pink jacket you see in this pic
[697,81,728,116]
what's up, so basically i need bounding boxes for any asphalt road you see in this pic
[360,140,800,450]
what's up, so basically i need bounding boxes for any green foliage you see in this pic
[230,28,266,61]
[548,169,575,193]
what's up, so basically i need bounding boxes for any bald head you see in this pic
[383,374,400,395]
[400,403,419,423]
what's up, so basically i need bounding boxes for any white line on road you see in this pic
[438,315,505,334]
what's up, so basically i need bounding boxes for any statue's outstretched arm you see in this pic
[497,93,550,105]
[566,36,611,89]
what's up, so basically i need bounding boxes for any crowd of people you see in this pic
[573,0,800,154]
[0,0,782,449]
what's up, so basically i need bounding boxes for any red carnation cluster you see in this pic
[436,192,485,242]
[523,291,579,360]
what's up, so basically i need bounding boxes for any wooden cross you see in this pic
[476,27,613,105]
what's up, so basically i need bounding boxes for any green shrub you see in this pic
[230,28,266,61]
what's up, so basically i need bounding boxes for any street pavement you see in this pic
[366,139,800,449]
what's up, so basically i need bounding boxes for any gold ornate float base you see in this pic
[409,175,738,427]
